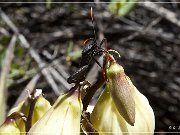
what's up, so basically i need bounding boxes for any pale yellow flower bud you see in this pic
[91,62,155,135]
[106,62,135,126]
[0,113,26,135]
[28,88,82,135]
[0,120,21,135]
[9,95,51,126]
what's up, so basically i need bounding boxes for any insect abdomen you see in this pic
[67,65,89,84]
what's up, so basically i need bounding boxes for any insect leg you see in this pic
[92,56,102,68]
[99,38,107,47]
[108,49,121,58]
[83,38,94,45]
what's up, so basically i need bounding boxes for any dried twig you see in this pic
[52,60,69,79]
[13,74,41,107]
[0,8,19,33]
[49,67,72,91]
[0,35,16,124]
[19,34,62,95]
[107,24,180,44]
[139,1,180,27]
[0,27,10,36]
[120,17,162,43]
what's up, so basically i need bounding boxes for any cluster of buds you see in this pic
[0,53,155,135]
[0,89,52,134]
[0,88,83,135]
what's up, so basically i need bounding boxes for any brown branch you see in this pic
[13,74,40,107]
[82,73,105,111]
[26,97,37,133]
[25,89,42,133]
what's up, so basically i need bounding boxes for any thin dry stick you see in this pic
[53,60,69,79]
[19,35,61,95]
[0,9,19,33]
[13,74,41,107]
[49,67,72,90]
[139,1,180,27]
[120,17,162,43]
[0,8,61,95]
[0,27,10,36]
[0,35,17,124]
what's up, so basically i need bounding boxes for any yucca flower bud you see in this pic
[106,62,135,126]
[9,92,51,126]
[91,62,155,134]
[0,113,26,135]
[28,87,82,135]
[0,119,21,135]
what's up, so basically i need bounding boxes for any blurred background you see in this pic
[0,0,180,134]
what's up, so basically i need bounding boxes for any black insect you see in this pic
[67,8,106,84]
[79,38,106,67]
[67,65,89,84]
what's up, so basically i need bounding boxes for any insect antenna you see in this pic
[90,7,97,41]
